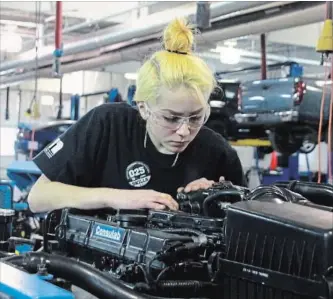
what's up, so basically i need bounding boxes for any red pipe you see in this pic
[260,33,267,80]
[55,1,63,49]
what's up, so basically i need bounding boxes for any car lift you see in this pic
[229,139,271,147]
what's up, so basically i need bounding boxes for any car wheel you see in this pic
[299,130,317,154]
[269,128,303,156]
[206,119,228,138]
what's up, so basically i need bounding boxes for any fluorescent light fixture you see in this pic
[124,73,138,80]
[219,47,241,65]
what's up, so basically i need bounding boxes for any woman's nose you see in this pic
[176,122,190,136]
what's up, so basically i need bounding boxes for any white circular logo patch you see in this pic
[126,161,151,187]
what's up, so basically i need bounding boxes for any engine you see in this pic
[176,180,250,217]
[0,181,332,299]
[52,208,223,298]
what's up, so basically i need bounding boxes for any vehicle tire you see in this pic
[206,119,228,138]
[299,127,318,154]
[268,128,303,156]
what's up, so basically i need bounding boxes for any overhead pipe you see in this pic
[47,1,158,37]
[0,3,326,88]
[202,4,325,45]
[0,1,270,72]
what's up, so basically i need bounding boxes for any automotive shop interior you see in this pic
[0,1,333,298]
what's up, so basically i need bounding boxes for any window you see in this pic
[0,127,17,156]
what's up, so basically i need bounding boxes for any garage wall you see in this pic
[0,71,131,179]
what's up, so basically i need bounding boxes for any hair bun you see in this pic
[163,18,194,54]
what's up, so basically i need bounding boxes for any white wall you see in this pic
[0,71,131,179]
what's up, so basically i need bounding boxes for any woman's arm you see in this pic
[28,174,111,212]
[28,175,179,213]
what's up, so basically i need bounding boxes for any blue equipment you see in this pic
[289,62,304,77]
[0,180,29,212]
[70,94,80,121]
[127,85,136,106]
[0,161,41,212]
[0,181,13,209]
[108,88,120,102]
[6,161,41,193]
[0,261,74,298]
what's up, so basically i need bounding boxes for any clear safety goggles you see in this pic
[145,104,210,130]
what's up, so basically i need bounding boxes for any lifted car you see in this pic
[232,61,331,155]
[235,75,331,155]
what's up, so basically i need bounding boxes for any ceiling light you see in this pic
[124,73,138,80]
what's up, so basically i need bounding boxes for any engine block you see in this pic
[56,209,197,271]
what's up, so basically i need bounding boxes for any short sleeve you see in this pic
[33,106,106,186]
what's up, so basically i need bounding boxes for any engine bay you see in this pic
[1,180,333,299]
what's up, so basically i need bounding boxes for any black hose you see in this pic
[202,191,241,216]
[274,180,333,207]
[2,254,23,263]
[245,185,290,203]
[0,251,14,258]
[161,228,202,237]
[4,252,161,299]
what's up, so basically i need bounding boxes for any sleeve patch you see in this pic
[44,138,64,158]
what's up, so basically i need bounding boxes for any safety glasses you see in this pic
[145,104,210,130]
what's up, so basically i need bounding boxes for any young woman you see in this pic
[28,18,246,213]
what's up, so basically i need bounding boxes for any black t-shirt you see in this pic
[33,103,246,198]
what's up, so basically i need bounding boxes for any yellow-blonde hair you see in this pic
[134,18,216,105]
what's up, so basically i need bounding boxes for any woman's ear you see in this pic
[137,101,149,120]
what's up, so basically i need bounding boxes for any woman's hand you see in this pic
[177,176,225,193]
[109,189,179,211]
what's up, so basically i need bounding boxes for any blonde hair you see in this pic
[134,18,216,105]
